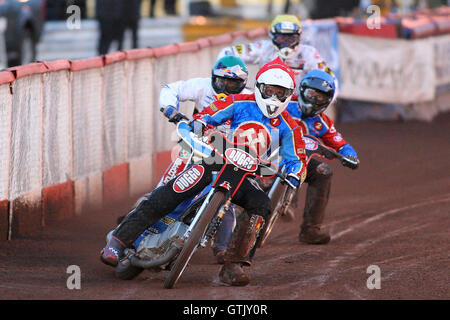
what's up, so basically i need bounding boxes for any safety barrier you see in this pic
[0,28,268,240]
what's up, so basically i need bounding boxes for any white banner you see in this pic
[433,34,450,86]
[338,34,436,103]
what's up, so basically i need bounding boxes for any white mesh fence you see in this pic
[71,68,103,180]
[126,58,154,160]
[102,62,127,170]
[0,83,11,200]
[9,75,43,200]
[42,70,71,187]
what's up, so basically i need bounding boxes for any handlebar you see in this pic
[304,134,359,169]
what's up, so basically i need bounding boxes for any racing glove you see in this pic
[161,106,184,123]
[338,144,359,170]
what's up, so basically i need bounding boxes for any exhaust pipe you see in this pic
[130,246,180,269]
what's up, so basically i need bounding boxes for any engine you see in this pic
[136,221,189,260]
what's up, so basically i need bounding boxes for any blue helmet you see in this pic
[298,69,335,117]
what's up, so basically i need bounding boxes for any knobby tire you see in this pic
[163,190,226,289]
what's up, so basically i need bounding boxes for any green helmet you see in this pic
[211,56,248,95]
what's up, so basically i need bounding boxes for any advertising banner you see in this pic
[433,34,450,87]
[338,33,436,103]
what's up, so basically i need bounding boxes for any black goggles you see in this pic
[302,88,332,106]
[214,77,246,94]
[258,83,293,102]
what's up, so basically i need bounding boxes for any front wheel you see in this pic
[163,190,226,289]
[258,209,281,248]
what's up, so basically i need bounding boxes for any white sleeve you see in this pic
[302,46,327,73]
[216,41,267,65]
[159,78,208,110]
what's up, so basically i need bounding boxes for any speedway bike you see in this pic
[105,110,290,289]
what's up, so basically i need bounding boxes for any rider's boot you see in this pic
[100,235,126,267]
[100,193,162,267]
[298,162,332,245]
[219,213,265,286]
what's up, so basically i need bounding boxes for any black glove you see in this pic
[342,156,360,170]
[189,119,207,136]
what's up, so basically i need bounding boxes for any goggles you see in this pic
[302,88,332,107]
[214,77,246,95]
[258,83,293,102]
[272,33,300,49]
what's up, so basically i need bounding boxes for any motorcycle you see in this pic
[105,109,289,289]
[257,134,360,248]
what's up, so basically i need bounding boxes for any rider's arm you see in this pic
[318,113,358,158]
[196,95,235,127]
[317,113,349,150]
[301,45,329,73]
[217,41,267,65]
[159,78,209,111]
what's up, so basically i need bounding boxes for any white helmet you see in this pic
[255,57,295,119]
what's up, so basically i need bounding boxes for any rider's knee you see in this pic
[247,195,272,219]
[316,162,333,179]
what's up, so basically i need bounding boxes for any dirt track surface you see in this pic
[1,112,449,300]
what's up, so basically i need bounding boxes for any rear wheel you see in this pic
[164,191,226,289]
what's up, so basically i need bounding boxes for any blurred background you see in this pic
[0,0,448,67]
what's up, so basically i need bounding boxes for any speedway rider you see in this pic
[158,56,251,263]
[101,58,308,286]
[217,14,334,91]
[286,69,359,243]
[159,55,250,126]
